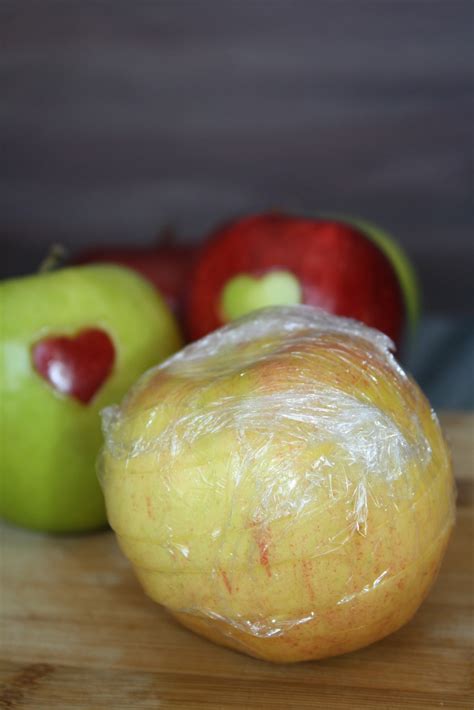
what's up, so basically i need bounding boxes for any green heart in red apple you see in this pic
[185,213,410,346]
[220,270,303,321]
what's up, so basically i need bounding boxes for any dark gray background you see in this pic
[2,0,473,313]
[1,1,473,407]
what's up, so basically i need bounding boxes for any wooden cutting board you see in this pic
[1,412,473,709]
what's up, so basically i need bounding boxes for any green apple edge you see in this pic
[321,214,421,334]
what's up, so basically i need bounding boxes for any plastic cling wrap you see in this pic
[100,306,455,663]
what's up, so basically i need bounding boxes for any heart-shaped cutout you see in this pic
[220,270,302,322]
[32,328,115,405]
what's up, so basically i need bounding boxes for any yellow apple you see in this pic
[100,306,455,663]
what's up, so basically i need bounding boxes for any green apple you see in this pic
[0,264,182,532]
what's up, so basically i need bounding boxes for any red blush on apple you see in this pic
[32,328,115,404]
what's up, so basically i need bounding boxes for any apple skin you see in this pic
[185,213,405,345]
[319,214,420,334]
[74,243,196,319]
[100,306,455,663]
[0,264,182,533]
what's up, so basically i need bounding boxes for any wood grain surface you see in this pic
[1,412,473,709]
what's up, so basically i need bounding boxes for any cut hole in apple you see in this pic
[220,270,302,322]
[32,328,115,405]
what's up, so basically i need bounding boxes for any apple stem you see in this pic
[38,244,67,273]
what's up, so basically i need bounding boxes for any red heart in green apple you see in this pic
[32,328,115,404]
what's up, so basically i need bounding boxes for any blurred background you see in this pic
[1,1,473,408]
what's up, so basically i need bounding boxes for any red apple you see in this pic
[75,233,196,318]
[185,213,405,344]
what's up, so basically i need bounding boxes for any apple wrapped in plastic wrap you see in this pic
[99,306,455,663]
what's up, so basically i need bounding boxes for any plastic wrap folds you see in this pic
[99,306,455,662]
